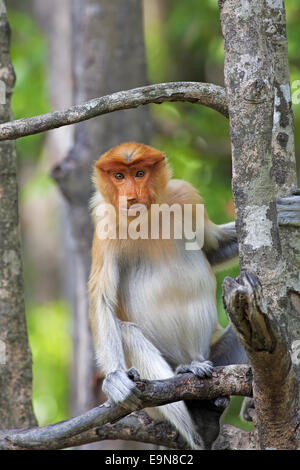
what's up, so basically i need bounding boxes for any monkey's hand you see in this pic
[277,190,300,227]
[175,360,213,378]
[102,368,142,411]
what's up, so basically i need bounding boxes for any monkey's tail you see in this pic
[146,402,204,450]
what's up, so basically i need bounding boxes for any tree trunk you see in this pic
[267,1,300,390]
[219,0,299,449]
[51,0,151,449]
[0,0,36,429]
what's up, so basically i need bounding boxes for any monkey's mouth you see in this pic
[119,203,148,216]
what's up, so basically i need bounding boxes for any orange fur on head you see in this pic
[93,142,172,211]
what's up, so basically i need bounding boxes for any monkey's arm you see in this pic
[165,179,238,270]
[165,179,238,269]
[204,191,300,269]
[90,296,142,410]
[203,221,238,270]
[88,242,141,410]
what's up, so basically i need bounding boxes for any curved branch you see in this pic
[1,412,189,450]
[1,413,256,451]
[0,82,228,142]
[1,365,251,450]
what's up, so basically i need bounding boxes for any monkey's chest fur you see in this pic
[117,244,217,367]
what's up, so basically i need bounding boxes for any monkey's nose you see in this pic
[127,196,138,206]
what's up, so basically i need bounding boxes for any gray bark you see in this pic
[219,0,299,449]
[223,272,298,449]
[267,1,300,387]
[0,0,36,428]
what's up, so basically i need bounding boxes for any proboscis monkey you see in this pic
[88,142,300,449]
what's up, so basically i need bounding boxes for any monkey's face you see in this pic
[109,165,154,215]
[95,142,171,218]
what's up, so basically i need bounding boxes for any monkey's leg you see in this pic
[185,325,248,449]
[176,355,227,450]
[209,324,248,367]
[212,325,253,426]
[184,397,229,450]
[120,322,203,450]
[180,326,247,449]
[175,357,227,450]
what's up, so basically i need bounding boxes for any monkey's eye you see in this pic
[114,172,125,181]
[135,170,145,178]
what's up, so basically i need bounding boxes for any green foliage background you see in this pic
[7,1,299,432]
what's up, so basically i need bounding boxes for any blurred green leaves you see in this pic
[8,9,50,160]
[26,301,71,425]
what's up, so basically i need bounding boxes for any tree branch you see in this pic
[213,424,258,450]
[223,271,299,450]
[0,412,190,450]
[1,412,256,451]
[0,82,228,142]
[0,365,251,450]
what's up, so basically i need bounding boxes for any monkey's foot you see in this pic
[102,369,142,411]
[175,360,213,378]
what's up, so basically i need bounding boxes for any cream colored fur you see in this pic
[88,181,220,449]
